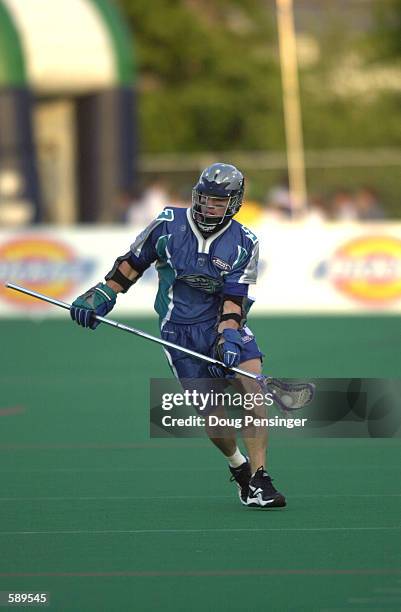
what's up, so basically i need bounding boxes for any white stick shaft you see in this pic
[5,283,259,382]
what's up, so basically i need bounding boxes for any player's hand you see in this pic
[208,363,235,379]
[70,283,117,329]
[209,329,243,377]
[216,328,243,367]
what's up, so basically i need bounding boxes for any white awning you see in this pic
[2,0,118,93]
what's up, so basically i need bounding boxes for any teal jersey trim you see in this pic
[155,260,176,324]
[232,245,249,269]
[155,233,176,324]
[155,234,171,260]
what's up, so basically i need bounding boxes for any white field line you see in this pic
[0,527,399,536]
[0,465,400,473]
[0,494,400,501]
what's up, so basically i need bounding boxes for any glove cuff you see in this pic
[95,282,117,302]
[221,328,242,346]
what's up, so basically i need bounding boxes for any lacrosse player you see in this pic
[70,163,286,508]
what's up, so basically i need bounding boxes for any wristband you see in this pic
[220,312,242,325]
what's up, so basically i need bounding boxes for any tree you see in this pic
[117,0,284,153]
[370,0,401,61]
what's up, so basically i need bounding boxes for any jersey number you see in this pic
[157,208,175,222]
[242,226,257,245]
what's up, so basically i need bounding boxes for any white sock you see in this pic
[227,448,246,468]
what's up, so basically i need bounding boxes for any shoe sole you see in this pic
[234,485,286,509]
[245,494,287,509]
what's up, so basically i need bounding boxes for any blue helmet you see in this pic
[192,163,245,234]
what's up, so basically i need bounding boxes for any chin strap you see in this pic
[193,212,232,237]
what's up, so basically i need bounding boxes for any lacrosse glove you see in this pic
[70,283,117,330]
[208,328,243,378]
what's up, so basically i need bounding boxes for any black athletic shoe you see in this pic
[246,467,286,508]
[229,458,252,505]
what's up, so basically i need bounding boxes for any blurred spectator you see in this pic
[123,180,170,225]
[169,189,189,208]
[303,194,328,224]
[266,174,293,218]
[330,189,358,221]
[115,182,388,226]
[264,201,292,222]
[355,186,386,220]
[115,188,140,223]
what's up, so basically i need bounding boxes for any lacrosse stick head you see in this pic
[257,376,316,411]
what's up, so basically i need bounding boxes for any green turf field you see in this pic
[0,315,400,611]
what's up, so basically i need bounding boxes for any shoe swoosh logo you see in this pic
[249,486,263,496]
[258,495,275,505]
[248,486,277,505]
[246,494,276,506]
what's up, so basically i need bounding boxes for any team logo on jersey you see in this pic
[241,334,253,344]
[0,236,95,309]
[177,274,223,294]
[212,256,231,272]
[315,235,401,305]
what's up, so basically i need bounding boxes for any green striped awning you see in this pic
[0,0,134,91]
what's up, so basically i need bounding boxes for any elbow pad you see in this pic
[105,252,141,293]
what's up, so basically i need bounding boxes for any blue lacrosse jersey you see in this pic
[129,207,259,326]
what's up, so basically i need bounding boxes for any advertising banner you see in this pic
[1,222,401,316]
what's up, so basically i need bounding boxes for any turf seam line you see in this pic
[0,466,400,472]
[0,494,400,501]
[0,527,399,535]
[0,569,400,578]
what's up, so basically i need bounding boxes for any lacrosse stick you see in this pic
[5,283,315,411]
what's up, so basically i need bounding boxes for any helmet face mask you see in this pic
[191,163,244,234]
[192,193,234,233]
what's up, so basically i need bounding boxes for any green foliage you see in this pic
[118,0,401,153]
[117,0,284,152]
[116,0,401,215]
[370,0,401,61]
[297,4,401,151]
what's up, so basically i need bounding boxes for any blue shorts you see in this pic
[160,320,263,416]
[160,319,264,413]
